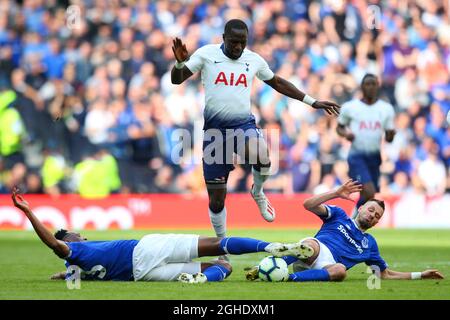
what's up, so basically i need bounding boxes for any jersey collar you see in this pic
[359,99,379,107]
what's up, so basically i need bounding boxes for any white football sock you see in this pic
[209,207,227,238]
[252,167,270,195]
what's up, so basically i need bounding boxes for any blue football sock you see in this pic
[203,264,231,282]
[289,269,330,282]
[281,255,298,266]
[220,237,270,255]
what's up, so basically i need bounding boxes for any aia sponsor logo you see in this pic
[359,121,381,130]
[214,72,247,87]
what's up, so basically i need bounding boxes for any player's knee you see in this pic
[301,239,320,262]
[327,264,347,282]
[208,237,223,248]
[362,184,376,198]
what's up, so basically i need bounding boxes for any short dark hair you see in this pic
[224,19,248,35]
[54,229,69,240]
[361,73,378,84]
[365,198,385,211]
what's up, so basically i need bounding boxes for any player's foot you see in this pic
[177,272,207,284]
[265,242,314,259]
[251,184,275,222]
[244,266,259,281]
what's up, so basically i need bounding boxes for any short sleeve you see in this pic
[255,55,274,81]
[383,104,395,131]
[184,47,205,74]
[65,242,83,264]
[322,205,349,222]
[365,237,388,272]
[337,103,351,126]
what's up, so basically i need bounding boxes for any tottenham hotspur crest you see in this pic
[361,237,369,249]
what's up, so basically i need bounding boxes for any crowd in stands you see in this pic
[0,0,448,198]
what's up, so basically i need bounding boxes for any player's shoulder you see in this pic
[242,48,266,63]
[193,44,221,56]
[365,233,380,248]
[324,204,349,220]
[342,98,360,109]
[376,98,394,110]
[340,99,361,115]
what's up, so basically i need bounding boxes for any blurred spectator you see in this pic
[72,149,121,199]
[0,88,27,169]
[41,148,67,195]
[313,174,337,194]
[416,143,447,196]
[388,171,413,195]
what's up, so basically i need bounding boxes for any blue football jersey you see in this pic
[315,205,388,271]
[65,240,139,281]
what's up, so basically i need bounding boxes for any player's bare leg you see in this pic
[246,240,343,282]
[245,137,276,222]
[205,186,229,262]
[197,236,314,259]
[246,239,318,280]
[178,260,232,284]
[207,183,228,238]
[353,182,376,218]
[323,264,347,282]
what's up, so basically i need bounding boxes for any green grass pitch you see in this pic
[0,229,449,300]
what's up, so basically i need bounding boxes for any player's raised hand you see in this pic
[11,187,30,212]
[172,37,189,62]
[335,179,363,200]
[312,101,341,116]
[421,270,444,280]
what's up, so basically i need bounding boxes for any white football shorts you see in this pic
[292,237,337,271]
[132,234,201,281]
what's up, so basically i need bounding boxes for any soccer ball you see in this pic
[258,256,289,282]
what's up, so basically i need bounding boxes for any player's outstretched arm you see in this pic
[11,187,70,259]
[171,37,193,84]
[264,76,340,116]
[303,180,363,217]
[380,268,444,280]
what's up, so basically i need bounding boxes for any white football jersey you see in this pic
[338,99,395,153]
[185,44,274,129]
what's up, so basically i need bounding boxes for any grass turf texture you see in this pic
[0,229,449,300]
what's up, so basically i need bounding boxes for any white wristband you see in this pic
[411,272,422,280]
[302,94,317,106]
[175,60,185,69]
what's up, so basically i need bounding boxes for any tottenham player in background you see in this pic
[11,187,314,284]
[337,74,396,217]
[246,180,444,282]
[171,19,340,240]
